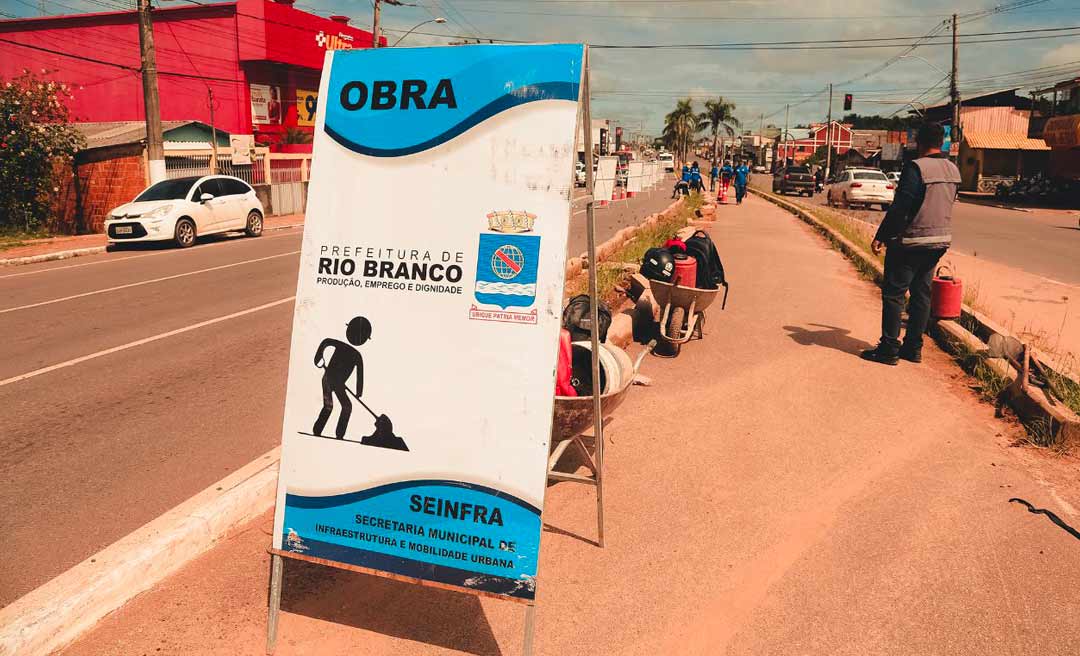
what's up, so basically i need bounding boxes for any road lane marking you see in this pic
[0,297,295,387]
[0,228,303,280]
[0,251,300,315]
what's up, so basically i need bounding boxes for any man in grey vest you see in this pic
[862,122,961,365]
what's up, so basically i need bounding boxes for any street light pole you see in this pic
[825,83,833,180]
[950,13,960,160]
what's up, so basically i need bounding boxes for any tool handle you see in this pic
[345,386,379,419]
[318,363,378,419]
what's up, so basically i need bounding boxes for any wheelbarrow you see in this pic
[649,278,729,353]
[548,341,652,485]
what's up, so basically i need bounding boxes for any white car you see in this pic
[575,161,587,187]
[886,171,901,184]
[827,168,896,211]
[104,175,265,249]
[658,152,675,172]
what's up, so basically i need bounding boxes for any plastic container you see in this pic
[673,253,697,289]
[931,264,963,319]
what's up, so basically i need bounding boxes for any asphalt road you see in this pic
[0,186,674,607]
[795,187,1080,285]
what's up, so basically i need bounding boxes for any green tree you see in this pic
[805,144,829,167]
[662,97,698,164]
[697,97,739,163]
[0,69,83,233]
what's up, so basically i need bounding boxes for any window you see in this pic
[135,177,199,202]
[853,171,889,181]
[195,178,224,199]
[219,178,252,196]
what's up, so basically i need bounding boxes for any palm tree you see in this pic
[662,98,697,164]
[697,98,740,164]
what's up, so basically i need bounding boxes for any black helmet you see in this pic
[641,247,675,283]
[346,316,372,345]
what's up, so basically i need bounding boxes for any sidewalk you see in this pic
[61,194,1080,655]
[0,213,305,263]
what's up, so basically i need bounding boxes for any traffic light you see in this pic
[843,93,853,111]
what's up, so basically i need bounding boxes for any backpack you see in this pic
[641,247,675,282]
[683,230,726,290]
[562,294,612,343]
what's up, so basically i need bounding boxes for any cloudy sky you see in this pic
[9,0,1080,136]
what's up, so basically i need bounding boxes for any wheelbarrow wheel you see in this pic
[668,306,687,341]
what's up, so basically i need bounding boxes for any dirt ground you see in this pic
[62,193,1080,656]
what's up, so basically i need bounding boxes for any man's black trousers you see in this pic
[880,246,946,354]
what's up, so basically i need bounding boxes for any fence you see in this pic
[163,147,311,216]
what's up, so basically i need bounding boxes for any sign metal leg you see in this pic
[266,553,284,655]
[581,52,606,550]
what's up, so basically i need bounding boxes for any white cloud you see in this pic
[1040,42,1080,67]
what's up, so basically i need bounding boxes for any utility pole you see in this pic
[372,0,382,48]
[137,0,165,184]
[208,87,218,174]
[825,83,833,180]
[782,104,789,168]
[950,13,960,160]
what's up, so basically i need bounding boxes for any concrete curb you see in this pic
[565,196,686,280]
[0,449,280,656]
[0,246,107,268]
[0,223,305,268]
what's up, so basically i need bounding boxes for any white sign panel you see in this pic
[272,44,585,602]
[627,161,644,193]
[229,134,254,165]
[595,155,617,201]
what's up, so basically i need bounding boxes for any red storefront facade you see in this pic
[0,0,382,148]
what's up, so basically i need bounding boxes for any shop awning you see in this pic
[1042,115,1080,149]
[963,132,1050,151]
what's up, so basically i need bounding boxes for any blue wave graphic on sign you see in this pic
[282,480,541,598]
[475,233,540,309]
[324,44,583,157]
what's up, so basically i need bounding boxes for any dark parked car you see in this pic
[772,165,815,196]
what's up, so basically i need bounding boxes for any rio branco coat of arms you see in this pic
[469,211,541,325]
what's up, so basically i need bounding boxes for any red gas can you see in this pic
[931,264,963,319]
[673,254,697,288]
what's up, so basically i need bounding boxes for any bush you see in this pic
[0,69,84,233]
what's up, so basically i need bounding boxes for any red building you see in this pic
[0,0,383,148]
[775,121,854,166]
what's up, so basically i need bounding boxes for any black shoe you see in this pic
[898,346,922,363]
[861,347,899,365]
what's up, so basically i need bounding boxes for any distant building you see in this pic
[773,121,853,167]
[1032,77,1080,180]
[0,0,382,150]
[923,90,1051,191]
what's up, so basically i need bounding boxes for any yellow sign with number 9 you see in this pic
[296,89,318,126]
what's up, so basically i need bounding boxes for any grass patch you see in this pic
[1045,367,1080,416]
[0,227,51,252]
[565,193,699,307]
